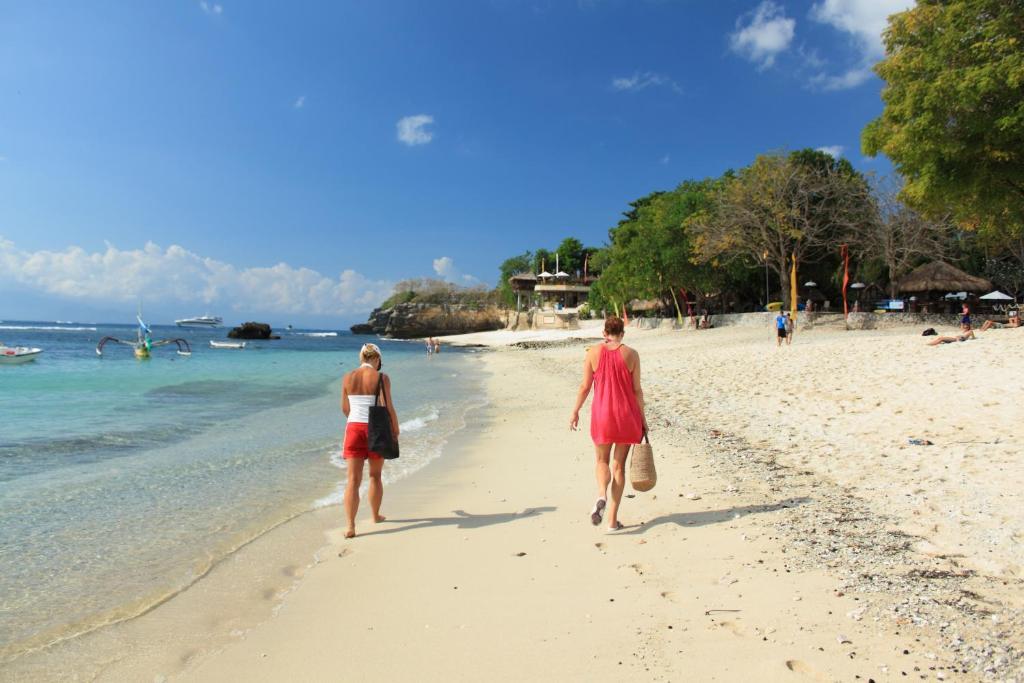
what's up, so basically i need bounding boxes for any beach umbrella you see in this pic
[538,271,553,279]
[980,290,1013,301]
[943,291,968,300]
[850,282,866,289]
[804,281,817,287]
[555,271,570,278]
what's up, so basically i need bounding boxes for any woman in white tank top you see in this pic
[341,343,399,538]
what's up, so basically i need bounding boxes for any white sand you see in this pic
[8,321,1021,680]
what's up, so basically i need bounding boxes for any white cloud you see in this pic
[808,0,914,90]
[660,154,670,165]
[199,1,223,15]
[810,0,912,59]
[816,145,845,158]
[611,72,681,94]
[432,256,479,284]
[432,256,454,278]
[729,1,796,70]
[397,115,435,146]
[293,95,306,109]
[0,237,392,316]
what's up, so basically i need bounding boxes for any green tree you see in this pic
[592,182,725,322]
[862,0,1024,242]
[555,237,585,275]
[691,151,874,308]
[532,248,553,274]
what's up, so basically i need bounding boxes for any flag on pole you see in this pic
[840,244,850,320]
[790,253,798,321]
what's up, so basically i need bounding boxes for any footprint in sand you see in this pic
[281,564,304,578]
[784,659,827,680]
[715,620,746,636]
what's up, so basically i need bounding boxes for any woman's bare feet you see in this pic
[344,527,356,539]
[372,514,386,523]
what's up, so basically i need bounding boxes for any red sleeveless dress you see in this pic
[590,344,643,445]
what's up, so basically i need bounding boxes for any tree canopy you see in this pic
[690,150,874,307]
[862,0,1024,241]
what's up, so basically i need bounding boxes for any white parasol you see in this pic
[979,290,1013,301]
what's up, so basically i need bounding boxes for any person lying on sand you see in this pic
[979,310,1020,331]
[927,329,976,346]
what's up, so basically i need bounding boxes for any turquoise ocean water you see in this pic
[0,321,484,661]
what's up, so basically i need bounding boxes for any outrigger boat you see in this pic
[209,340,246,349]
[97,315,191,359]
[0,344,43,365]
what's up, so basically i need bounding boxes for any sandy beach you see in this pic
[8,319,1023,681]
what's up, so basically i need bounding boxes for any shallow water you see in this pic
[0,321,483,660]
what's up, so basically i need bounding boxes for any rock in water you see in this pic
[228,322,277,340]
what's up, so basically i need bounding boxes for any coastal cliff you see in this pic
[350,303,507,339]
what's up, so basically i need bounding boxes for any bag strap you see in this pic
[374,372,387,407]
[642,428,650,444]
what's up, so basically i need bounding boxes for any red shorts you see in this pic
[343,422,383,460]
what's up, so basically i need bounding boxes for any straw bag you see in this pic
[629,431,656,492]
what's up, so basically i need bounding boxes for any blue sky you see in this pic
[0,0,909,326]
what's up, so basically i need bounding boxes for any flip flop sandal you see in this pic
[590,498,606,526]
[607,521,624,531]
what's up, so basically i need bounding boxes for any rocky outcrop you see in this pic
[228,322,279,340]
[350,303,507,339]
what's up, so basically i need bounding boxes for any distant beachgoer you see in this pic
[434,339,441,354]
[699,310,712,329]
[569,316,647,531]
[775,312,787,347]
[927,330,976,346]
[425,337,434,356]
[980,309,1019,331]
[961,304,971,328]
[341,343,399,538]
[784,311,794,346]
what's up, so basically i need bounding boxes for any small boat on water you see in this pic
[210,340,246,349]
[0,344,43,365]
[175,315,223,328]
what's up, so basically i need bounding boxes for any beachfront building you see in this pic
[507,271,593,329]
[896,261,994,313]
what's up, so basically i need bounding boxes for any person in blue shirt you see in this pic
[775,312,787,347]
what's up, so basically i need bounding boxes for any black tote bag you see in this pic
[367,373,400,459]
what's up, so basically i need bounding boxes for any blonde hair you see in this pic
[359,343,382,365]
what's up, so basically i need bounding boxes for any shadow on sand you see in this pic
[358,506,557,537]
[621,497,811,535]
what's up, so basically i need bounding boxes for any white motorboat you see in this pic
[210,340,246,349]
[0,344,43,364]
[176,315,223,327]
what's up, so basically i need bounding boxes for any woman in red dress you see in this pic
[569,317,647,530]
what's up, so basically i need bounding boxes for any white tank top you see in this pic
[347,395,375,424]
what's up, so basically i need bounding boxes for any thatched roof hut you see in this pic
[508,273,538,292]
[896,262,993,294]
